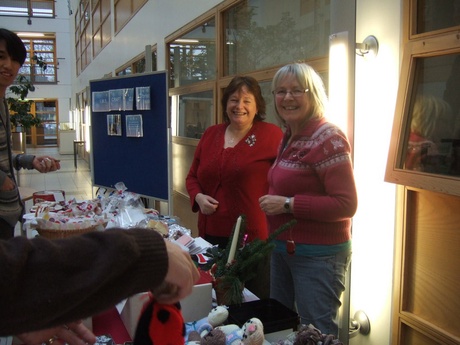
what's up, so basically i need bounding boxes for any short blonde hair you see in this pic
[271,62,328,124]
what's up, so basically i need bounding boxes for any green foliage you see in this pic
[6,54,47,130]
[203,215,297,305]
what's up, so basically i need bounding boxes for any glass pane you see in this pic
[224,0,330,75]
[177,90,214,139]
[416,0,460,34]
[402,53,460,176]
[169,18,216,87]
[33,40,54,52]
[135,58,146,73]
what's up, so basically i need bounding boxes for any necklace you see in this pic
[225,124,253,147]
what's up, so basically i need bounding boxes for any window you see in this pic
[224,0,330,75]
[75,0,91,74]
[167,0,331,139]
[18,35,56,83]
[385,0,460,196]
[33,100,58,145]
[92,0,111,57]
[168,18,216,88]
[114,0,148,33]
[173,90,214,139]
[0,0,54,18]
[116,49,157,76]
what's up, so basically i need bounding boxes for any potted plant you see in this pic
[7,75,41,132]
[202,215,297,305]
[6,55,47,152]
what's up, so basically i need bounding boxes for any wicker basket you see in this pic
[36,223,103,239]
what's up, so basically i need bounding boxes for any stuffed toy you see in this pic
[241,318,264,345]
[214,323,242,345]
[214,318,264,345]
[185,306,229,339]
[133,296,185,345]
[187,328,227,345]
[291,324,344,345]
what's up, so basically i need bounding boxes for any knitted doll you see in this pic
[241,318,264,345]
[185,306,229,339]
[215,318,264,345]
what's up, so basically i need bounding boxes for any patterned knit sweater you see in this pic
[267,118,357,245]
[0,99,35,227]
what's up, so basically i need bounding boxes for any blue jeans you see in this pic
[270,248,351,336]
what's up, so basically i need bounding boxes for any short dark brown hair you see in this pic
[221,76,266,123]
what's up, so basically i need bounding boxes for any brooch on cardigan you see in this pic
[245,134,256,147]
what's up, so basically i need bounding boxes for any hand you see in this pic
[0,176,16,191]
[16,321,96,345]
[259,194,288,215]
[195,193,219,215]
[153,240,200,304]
[33,156,61,173]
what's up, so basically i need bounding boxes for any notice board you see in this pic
[90,71,170,201]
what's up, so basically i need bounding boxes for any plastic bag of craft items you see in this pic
[104,182,153,229]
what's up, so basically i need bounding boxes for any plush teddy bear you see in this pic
[185,306,229,339]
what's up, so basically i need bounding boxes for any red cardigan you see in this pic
[267,118,358,245]
[186,121,283,241]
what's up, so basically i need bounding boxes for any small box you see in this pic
[118,292,151,338]
[227,298,299,341]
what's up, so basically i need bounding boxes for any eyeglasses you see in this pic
[272,88,309,98]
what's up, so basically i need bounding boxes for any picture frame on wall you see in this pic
[107,114,122,136]
[126,114,143,137]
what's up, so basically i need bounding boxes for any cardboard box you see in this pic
[117,292,151,339]
[181,283,213,322]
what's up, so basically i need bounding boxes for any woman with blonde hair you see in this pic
[259,63,357,336]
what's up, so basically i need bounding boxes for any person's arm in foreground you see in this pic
[0,228,199,336]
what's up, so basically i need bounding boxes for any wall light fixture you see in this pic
[349,310,371,338]
[356,35,379,59]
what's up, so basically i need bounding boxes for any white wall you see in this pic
[350,0,401,344]
[71,0,222,96]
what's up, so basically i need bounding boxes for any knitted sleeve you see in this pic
[0,228,169,336]
[13,153,36,170]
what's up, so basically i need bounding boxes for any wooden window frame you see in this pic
[385,1,460,197]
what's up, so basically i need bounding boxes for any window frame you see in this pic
[0,0,55,18]
[385,1,460,197]
[19,35,57,84]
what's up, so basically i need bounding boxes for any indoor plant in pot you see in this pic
[202,215,297,305]
[6,55,47,151]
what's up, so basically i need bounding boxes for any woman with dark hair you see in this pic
[186,76,283,298]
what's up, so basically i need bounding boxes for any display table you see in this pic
[18,187,37,202]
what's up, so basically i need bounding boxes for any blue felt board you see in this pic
[90,71,169,200]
